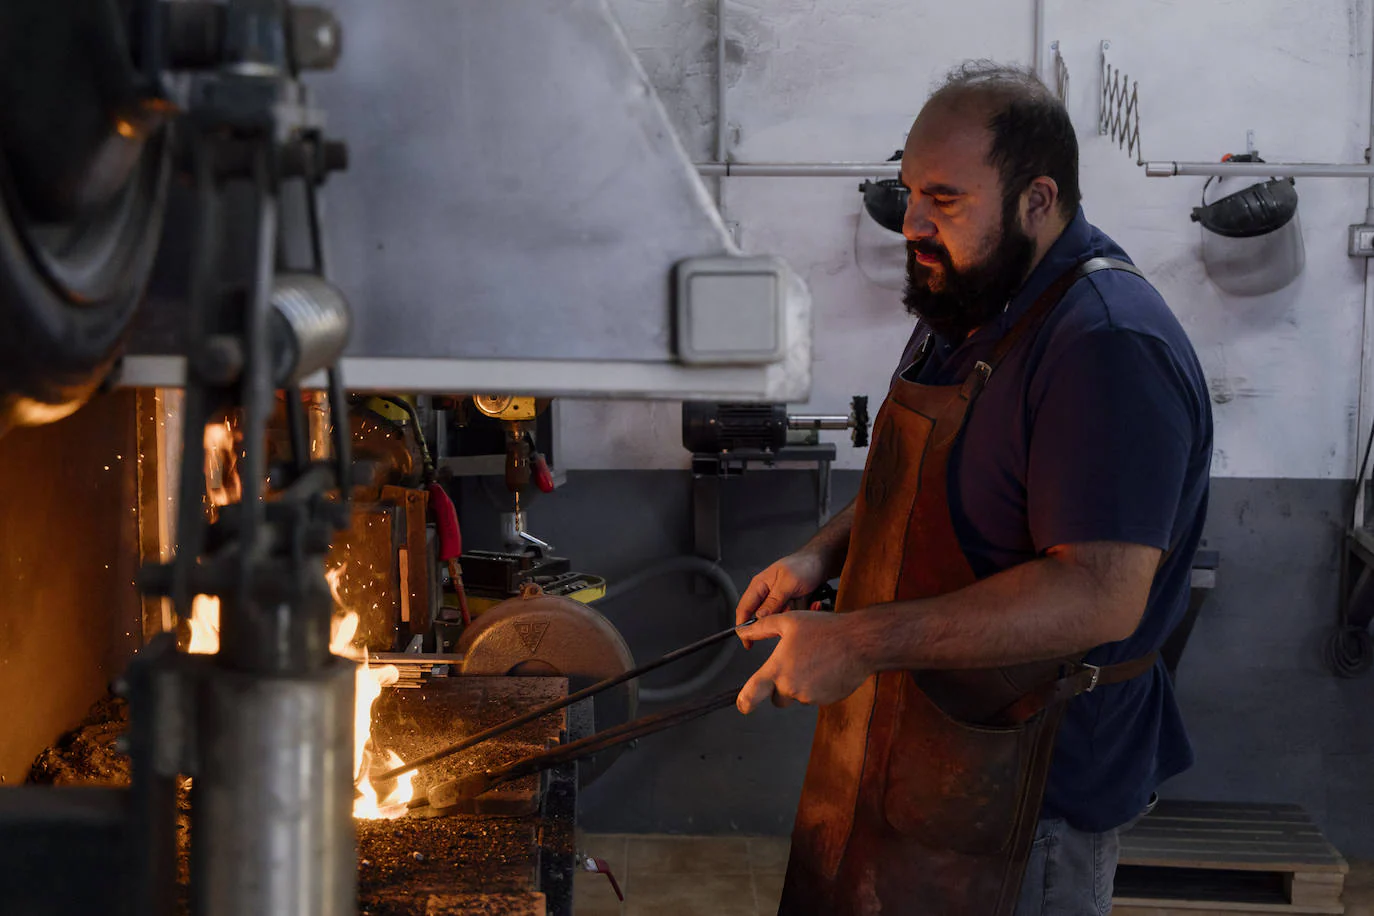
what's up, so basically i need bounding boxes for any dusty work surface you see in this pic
[357,814,543,913]
[31,677,576,915]
[362,676,573,914]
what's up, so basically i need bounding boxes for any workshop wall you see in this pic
[560,0,1374,480]
[499,0,1374,858]
[0,392,144,784]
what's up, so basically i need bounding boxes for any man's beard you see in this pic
[902,207,1037,342]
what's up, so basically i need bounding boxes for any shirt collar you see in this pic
[922,207,1093,359]
[994,206,1093,333]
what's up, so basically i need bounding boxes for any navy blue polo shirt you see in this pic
[890,208,1212,832]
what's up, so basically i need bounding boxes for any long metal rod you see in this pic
[1032,0,1045,80]
[715,0,727,164]
[1144,160,1374,179]
[1367,25,1374,222]
[374,617,757,781]
[696,161,900,178]
[1355,10,1374,529]
[413,686,743,810]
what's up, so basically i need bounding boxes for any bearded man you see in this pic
[734,62,1213,916]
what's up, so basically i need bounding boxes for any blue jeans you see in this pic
[1013,818,1120,916]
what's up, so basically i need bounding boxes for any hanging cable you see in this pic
[599,556,742,703]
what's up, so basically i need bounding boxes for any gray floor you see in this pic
[572,836,1374,916]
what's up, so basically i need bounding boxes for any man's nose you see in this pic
[903,195,936,241]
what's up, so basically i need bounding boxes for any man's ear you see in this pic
[1022,175,1060,231]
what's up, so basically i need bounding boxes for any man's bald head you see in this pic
[918,61,1081,220]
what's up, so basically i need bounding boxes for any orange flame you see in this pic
[185,575,415,819]
[186,411,413,819]
[187,595,220,654]
[327,567,416,819]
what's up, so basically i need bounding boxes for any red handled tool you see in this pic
[532,451,555,494]
[580,856,623,902]
[427,483,471,626]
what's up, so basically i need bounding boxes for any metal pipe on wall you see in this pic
[1366,15,1374,224]
[696,161,900,178]
[1145,160,1374,179]
[1355,5,1374,528]
[1033,0,1046,80]
[716,0,727,164]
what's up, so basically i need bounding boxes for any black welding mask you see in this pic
[1191,159,1304,296]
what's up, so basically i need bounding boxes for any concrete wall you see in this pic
[490,0,1374,859]
[561,0,1374,475]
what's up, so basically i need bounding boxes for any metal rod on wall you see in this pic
[1033,0,1046,79]
[1145,160,1374,178]
[1353,6,1374,530]
[695,161,900,178]
[716,0,728,164]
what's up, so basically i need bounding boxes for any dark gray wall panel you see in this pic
[460,472,1374,857]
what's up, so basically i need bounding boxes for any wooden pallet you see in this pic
[1113,800,1349,915]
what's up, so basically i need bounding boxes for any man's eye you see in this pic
[933,198,957,210]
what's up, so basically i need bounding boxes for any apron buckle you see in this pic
[1082,663,1102,692]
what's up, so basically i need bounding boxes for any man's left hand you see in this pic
[736,611,871,714]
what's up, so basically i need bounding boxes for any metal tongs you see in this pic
[385,618,757,813]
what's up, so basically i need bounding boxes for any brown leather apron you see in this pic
[779,258,1159,916]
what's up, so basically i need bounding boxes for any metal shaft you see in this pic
[1145,160,1374,179]
[787,414,852,431]
[695,161,901,178]
[375,618,756,782]
[193,659,356,916]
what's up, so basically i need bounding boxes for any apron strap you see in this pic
[988,256,1145,372]
[998,651,1160,725]
[984,257,1161,725]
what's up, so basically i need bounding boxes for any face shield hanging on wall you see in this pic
[854,153,908,290]
[1190,156,1304,296]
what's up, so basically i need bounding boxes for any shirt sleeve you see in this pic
[1026,326,1197,553]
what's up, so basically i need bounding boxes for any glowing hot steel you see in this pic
[186,416,413,818]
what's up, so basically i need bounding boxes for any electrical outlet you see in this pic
[1350,224,1374,258]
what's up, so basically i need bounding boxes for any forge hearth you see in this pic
[28,676,580,916]
[361,676,578,915]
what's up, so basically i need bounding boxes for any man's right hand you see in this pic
[736,550,829,647]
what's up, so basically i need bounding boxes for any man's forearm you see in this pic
[845,548,1147,671]
[798,499,855,581]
